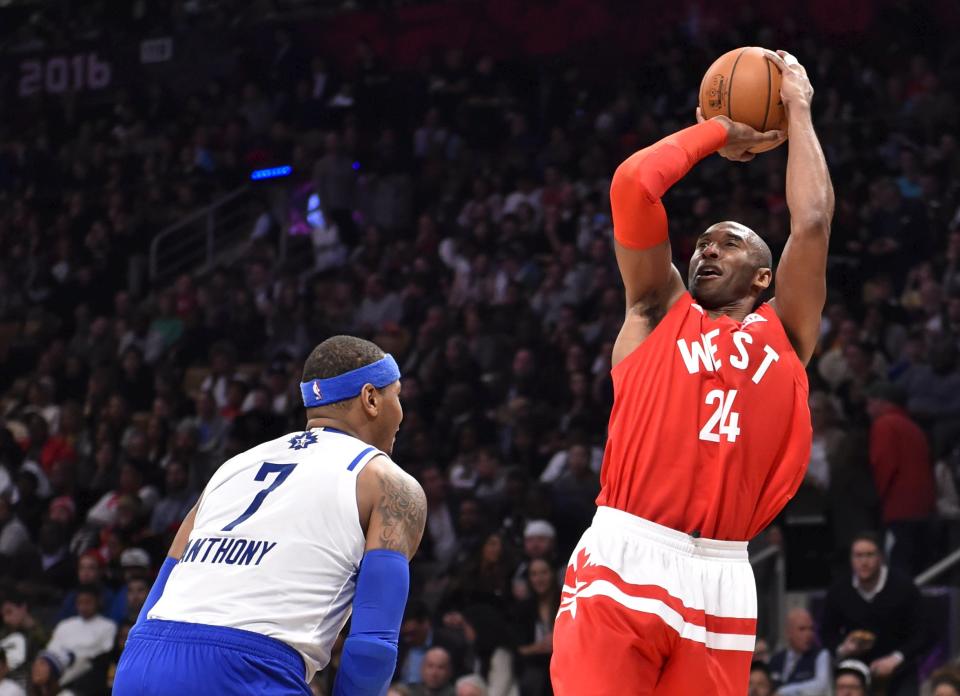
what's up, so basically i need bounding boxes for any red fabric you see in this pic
[596,294,812,540]
[610,121,727,250]
[869,408,936,523]
[551,556,753,696]
[40,436,77,473]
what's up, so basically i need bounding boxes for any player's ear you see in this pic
[754,267,773,290]
[360,383,379,417]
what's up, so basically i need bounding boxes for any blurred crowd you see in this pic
[1,1,960,695]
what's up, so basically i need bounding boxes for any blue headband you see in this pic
[301,354,401,408]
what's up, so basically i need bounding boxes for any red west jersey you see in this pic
[597,292,811,541]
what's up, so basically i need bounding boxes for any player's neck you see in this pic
[305,416,362,441]
[705,297,754,322]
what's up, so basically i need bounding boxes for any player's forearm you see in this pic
[611,120,726,249]
[333,550,410,696]
[785,106,834,235]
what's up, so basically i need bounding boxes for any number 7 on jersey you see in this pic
[222,462,298,531]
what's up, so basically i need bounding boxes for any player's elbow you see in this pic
[334,635,398,696]
[790,214,831,240]
[611,161,637,198]
[611,156,656,205]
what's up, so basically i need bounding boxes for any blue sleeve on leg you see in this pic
[136,557,177,626]
[333,549,410,696]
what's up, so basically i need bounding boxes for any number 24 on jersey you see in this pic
[699,389,740,443]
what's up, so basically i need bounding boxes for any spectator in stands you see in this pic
[86,458,156,529]
[200,342,240,410]
[409,646,455,696]
[820,533,925,696]
[753,638,772,665]
[454,674,487,696]
[768,608,830,695]
[0,649,23,696]
[0,493,30,559]
[865,381,937,574]
[148,459,198,536]
[749,661,775,696]
[930,666,960,696]
[397,601,467,686]
[512,520,556,601]
[45,585,115,688]
[26,650,69,696]
[514,558,559,696]
[445,607,518,696]
[191,391,227,458]
[22,521,74,597]
[55,552,114,622]
[419,465,458,572]
[834,660,872,696]
[122,576,149,625]
[0,593,48,691]
[108,547,152,623]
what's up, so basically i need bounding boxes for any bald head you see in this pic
[422,646,453,689]
[786,608,816,653]
[702,222,772,270]
[688,221,774,311]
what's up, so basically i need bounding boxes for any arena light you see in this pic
[250,165,293,181]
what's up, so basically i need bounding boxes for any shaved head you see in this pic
[701,222,772,270]
[688,221,774,311]
[785,607,816,652]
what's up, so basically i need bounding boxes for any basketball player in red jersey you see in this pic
[550,51,832,695]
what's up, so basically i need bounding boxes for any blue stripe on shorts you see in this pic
[113,619,310,695]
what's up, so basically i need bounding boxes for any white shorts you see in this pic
[558,506,757,652]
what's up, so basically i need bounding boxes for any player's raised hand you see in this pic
[697,107,785,163]
[764,50,813,113]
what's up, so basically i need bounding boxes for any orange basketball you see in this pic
[699,46,786,153]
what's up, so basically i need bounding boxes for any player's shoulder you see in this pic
[360,452,417,488]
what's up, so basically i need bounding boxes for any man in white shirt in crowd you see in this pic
[0,650,25,696]
[0,494,30,558]
[46,585,116,685]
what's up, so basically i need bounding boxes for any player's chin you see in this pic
[690,284,725,309]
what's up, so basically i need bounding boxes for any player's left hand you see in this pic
[869,654,903,678]
[696,108,785,163]
[764,50,814,114]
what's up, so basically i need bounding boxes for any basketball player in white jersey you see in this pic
[114,336,427,695]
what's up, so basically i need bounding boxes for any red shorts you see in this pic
[550,507,757,696]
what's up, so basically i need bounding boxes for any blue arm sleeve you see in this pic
[333,549,410,696]
[135,557,177,626]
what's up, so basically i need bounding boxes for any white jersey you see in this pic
[150,427,384,679]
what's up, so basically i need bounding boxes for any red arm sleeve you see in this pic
[611,120,727,250]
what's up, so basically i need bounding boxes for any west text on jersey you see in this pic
[676,329,780,384]
[180,536,278,566]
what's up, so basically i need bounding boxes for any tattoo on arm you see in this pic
[375,468,427,558]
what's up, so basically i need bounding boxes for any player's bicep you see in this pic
[771,223,829,365]
[613,238,685,310]
[358,456,426,560]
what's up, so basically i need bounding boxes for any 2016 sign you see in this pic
[18,53,112,97]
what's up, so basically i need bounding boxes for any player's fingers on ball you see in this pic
[781,50,800,67]
[763,129,786,142]
[696,106,704,123]
[764,50,787,70]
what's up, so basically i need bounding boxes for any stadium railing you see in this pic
[148,185,257,283]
